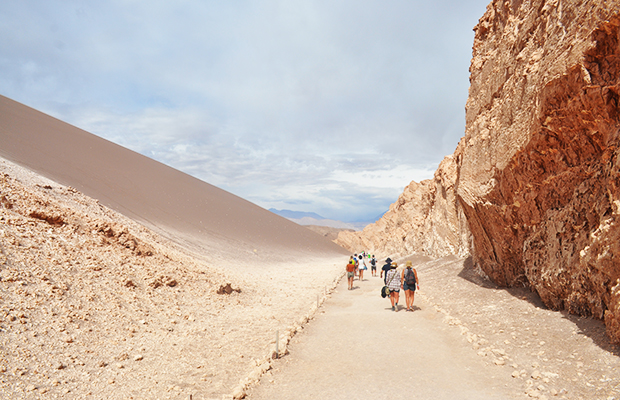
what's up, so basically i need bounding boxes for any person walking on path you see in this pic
[380,257,392,284]
[346,257,356,290]
[370,255,377,277]
[385,262,401,311]
[401,260,419,311]
[358,254,367,281]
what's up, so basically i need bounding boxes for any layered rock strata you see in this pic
[337,0,620,342]
[336,155,471,259]
[459,0,620,342]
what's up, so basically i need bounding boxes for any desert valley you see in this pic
[2,0,620,399]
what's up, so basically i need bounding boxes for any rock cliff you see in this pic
[337,0,620,342]
[459,0,620,343]
[336,155,471,259]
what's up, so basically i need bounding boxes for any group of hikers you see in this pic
[345,252,377,289]
[346,253,420,312]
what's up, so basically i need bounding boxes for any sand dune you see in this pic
[0,95,348,264]
[0,95,351,398]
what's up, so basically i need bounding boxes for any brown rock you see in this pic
[336,155,470,259]
[337,1,620,343]
[217,283,241,295]
[457,0,620,341]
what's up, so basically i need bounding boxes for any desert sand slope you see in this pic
[0,95,348,265]
[0,157,347,399]
[0,93,350,399]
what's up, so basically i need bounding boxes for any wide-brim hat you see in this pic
[406,260,412,267]
[385,257,392,263]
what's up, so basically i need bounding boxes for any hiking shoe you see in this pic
[391,306,395,311]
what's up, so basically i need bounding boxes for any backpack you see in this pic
[405,268,416,286]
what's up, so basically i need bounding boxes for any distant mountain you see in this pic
[269,209,326,220]
[269,208,377,231]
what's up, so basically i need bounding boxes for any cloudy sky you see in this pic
[0,0,489,223]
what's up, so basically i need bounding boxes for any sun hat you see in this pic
[391,262,398,268]
[385,257,392,263]
[406,260,412,267]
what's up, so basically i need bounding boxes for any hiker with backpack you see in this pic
[370,255,377,276]
[401,260,419,311]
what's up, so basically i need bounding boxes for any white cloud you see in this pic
[0,0,490,222]
[331,165,435,190]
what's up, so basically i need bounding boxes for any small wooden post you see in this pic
[275,330,279,359]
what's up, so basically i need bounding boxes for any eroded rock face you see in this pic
[458,0,620,341]
[336,155,471,259]
[338,0,620,342]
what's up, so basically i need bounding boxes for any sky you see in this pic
[0,0,490,223]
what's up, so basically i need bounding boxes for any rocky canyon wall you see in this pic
[458,0,620,342]
[337,0,620,342]
[336,155,471,259]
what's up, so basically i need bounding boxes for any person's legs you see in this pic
[359,270,364,280]
[394,290,400,309]
[405,290,413,310]
[390,291,396,310]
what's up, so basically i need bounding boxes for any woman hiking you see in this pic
[358,254,367,281]
[385,262,401,311]
[346,257,356,290]
[401,260,419,311]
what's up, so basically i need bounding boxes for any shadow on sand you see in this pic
[456,256,620,356]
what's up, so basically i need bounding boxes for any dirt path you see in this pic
[246,256,620,400]
[246,269,522,400]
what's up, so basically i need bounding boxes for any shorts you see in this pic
[371,266,377,271]
[389,289,400,293]
[347,272,355,278]
[403,282,416,291]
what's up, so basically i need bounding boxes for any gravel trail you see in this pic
[246,267,521,400]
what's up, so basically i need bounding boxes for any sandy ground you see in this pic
[3,155,620,399]
[246,270,520,399]
[0,158,346,399]
[246,257,620,400]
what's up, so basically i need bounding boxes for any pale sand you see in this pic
[0,156,347,399]
[0,95,348,267]
[0,95,349,399]
[247,257,620,399]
